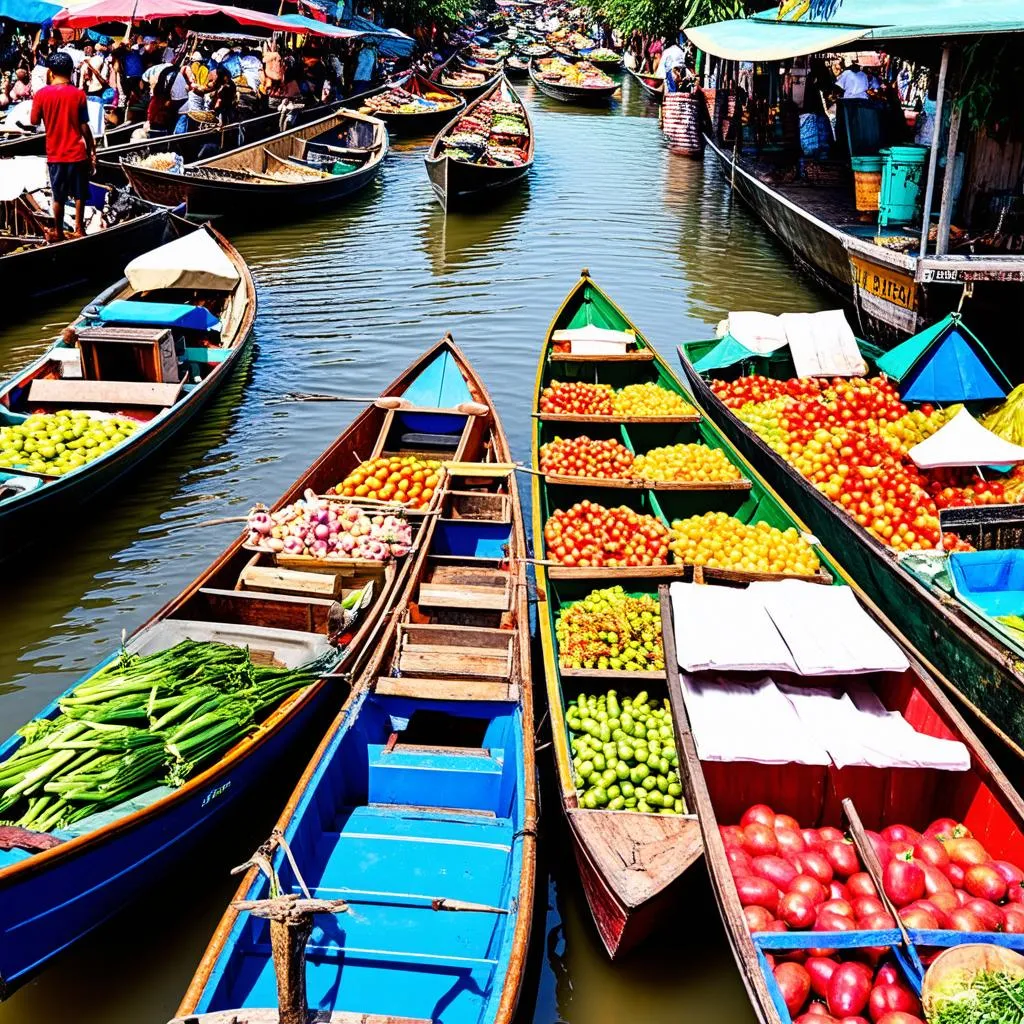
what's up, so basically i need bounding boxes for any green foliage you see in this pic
[584,0,748,40]
[957,38,1024,136]
[373,0,466,33]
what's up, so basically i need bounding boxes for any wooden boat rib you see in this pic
[0,177,174,304]
[424,77,534,212]
[0,336,496,997]
[121,107,388,218]
[173,339,536,1024]
[676,345,1024,756]
[347,72,466,135]
[627,67,664,102]
[528,58,618,105]
[0,225,253,561]
[661,571,1024,1023]
[431,52,504,101]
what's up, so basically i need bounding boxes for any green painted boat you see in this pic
[530,271,890,960]
[678,336,1024,757]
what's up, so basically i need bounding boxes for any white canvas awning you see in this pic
[125,228,240,293]
[551,324,636,355]
[909,407,1024,469]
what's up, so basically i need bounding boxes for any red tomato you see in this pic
[827,963,873,1017]
[819,899,856,920]
[881,825,922,845]
[859,912,896,931]
[876,1014,924,1024]
[742,804,778,829]
[736,875,782,912]
[920,863,953,896]
[801,851,835,886]
[744,823,780,856]
[946,907,985,932]
[992,860,1024,887]
[964,898,1002,931]
[815,911,857,934]
[924,818,971,842]
[803,828,826,851]
[720,825,745,849]
[819,827,845,844]
[847,873,879,899]
[912,836,950,871]
[883,857,925,907]
[805,957,839,998]
[829,881,850,902]
[899,906,939,930]
[868,984,919,1023]
[926,891,959,917]
[945,837,988,867]
[780,892,818,930]
[1003,906,1024,933]
[743,905,775,931]
[964,864,1008,902]
[775,813,802,832]
[790,874,828,905]
[727,847,754,877]
[775,962,812,1015]
[795,1013,838,1024]
[824,841,861,880]
[754,855,799,890]
[778,828,808,857]
[851,896,885,919]
[947,864,966,888]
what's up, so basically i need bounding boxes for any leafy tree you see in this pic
[583,0,749,42]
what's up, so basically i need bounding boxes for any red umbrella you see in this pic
[54,0,217,26]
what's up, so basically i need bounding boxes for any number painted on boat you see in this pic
[850,255,918,311]
[202,781,232,808]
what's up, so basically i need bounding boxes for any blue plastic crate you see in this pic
[949,549,1024,618]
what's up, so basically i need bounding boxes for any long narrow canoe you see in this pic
[424,77,534,212]
[676,343,1024,756]
[431,53,504,101]
[173,342,537,1024]
[627,67,664,102]
[531,271,848,957]
[121,107,388,218]
[0,225,254,563]
[661,575,1024,1023]
[0,336,495,997]
[347,72,466,135]
[529,58,618,105]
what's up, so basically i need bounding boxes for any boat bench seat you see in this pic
[376,676,513,703]
[397,431,461,449]
[27,377,183,408]
[417,582,510,612]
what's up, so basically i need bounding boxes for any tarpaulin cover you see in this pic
[342,13,414,56]
[0,0,62,22]
[687,0,1024,62]
[727,311,790,354]
[908,407,1024,469]
[876,313,1010,403]
[0,156,48,202]
[278,13,360,37]
[671,579,909,675]
[691,334,760,374]
[97,300,220,331]
[125,228,239,292]
[680,672,970,770]
[54,0,216,26]
[782,310,867,378]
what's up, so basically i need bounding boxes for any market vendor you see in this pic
[659,39,686,93]
[835,60,869,100]
[29,51,96,243]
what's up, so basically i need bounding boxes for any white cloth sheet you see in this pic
[125,227,240,292]
[909,407,1024,469]
[551,324,635,355]
[781,309,868,378]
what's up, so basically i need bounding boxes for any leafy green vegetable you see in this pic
[930,969,1024,1024]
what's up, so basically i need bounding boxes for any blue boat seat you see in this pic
[96,300,220,332]
[366,744,505,815]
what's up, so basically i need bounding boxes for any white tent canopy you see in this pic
[125,228,239,293]
[908,407,1024,469]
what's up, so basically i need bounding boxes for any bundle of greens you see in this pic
[0,639,327,835]
[928,969,1024,1023]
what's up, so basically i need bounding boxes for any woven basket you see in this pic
[854,169,881,212]
[188,110,216,126]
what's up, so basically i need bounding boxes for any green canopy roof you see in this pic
[688,0,1024,60]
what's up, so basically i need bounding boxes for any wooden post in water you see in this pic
[231,893,349,1024]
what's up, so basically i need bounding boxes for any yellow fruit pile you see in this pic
[0,410,138,476]
[332,455,443,509]
[631,444,742,483]
[612,383,696,418]
[669,511,820,575]
[879,406,957,456]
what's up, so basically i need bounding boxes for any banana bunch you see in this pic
[981,384,1024,445]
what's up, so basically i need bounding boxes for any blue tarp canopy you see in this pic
[688,0,1024,60]
[0,0,62,22]
[341,13,415,57]
[279,13,360,38]
[692,335,761,374]
[875,313,1010,403]
[97,300,221,331]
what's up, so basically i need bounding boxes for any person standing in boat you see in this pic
[351,42,377,96]
[660,38,686,93]
[835,59,869,100]
[29,51,95,243]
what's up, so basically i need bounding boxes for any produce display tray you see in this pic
[559,667,667,682]
[542,472,752,491]
[547,351,655,363]
[314,493,437,516]
[242,546,393,574]
[546,563,686,580]
[534,412,701,424]
[680,563,834,586]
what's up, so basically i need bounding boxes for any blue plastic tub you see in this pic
[948,549,1024,618]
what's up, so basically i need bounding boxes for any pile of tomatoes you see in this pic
[542,501,671,568]
[539,380,614,416]
[773,957,923,1024]
[714,374,824,410]
[539,435,635,479]
[727,803,1024,940]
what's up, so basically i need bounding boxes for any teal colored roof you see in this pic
[875,313,1010,403]
[692,335,758,374]
[688,0,1024,60]
[0,0,61,21]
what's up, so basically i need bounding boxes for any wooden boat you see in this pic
[172,344,537,1024]
[0,225,254,562]
[121,107,388,219]
[580,48,622,72]
[531,272,846,958]
[0,336,499,997]
[627,67,664,102]
[94,102,343,186]
[528,58,618,105]
[461,45,505,71]
[0,176,175,306]
[505,54,530,79]
[431,52,503,101]
[662,574,1024,1023]
[424,77,534,212]
[347,72,466,135]
[517,40,551,58]
[676,341,1024,756]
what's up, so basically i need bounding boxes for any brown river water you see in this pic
[0,77,833,1023]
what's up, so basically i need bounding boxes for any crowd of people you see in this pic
[0,24,386,141]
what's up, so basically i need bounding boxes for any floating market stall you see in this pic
[349,72,466,135]
[529,57,618,105]
[688,0,1024,344]
[679,308,1024,753]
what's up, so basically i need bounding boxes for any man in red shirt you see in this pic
[29,51,96,242]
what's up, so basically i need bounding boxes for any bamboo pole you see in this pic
[918,44,951,261]
[936,93,963,257]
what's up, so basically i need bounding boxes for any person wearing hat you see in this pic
[29,51,95,242]
[836,59,869,100]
